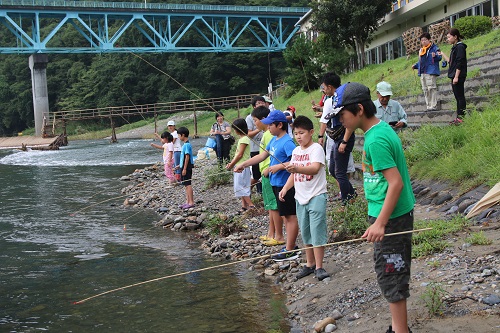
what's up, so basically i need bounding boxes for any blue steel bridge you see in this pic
[0,0,310,53]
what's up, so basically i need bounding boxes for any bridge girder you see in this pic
[0,1,309,53]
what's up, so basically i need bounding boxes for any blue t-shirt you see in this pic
[180,141,193,168]
[266,134,296,187]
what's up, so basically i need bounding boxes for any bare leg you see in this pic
[270,210,284,242]
[389,299,408,333]
[312,246,325,269]
[304,246,315,267]
[185,185,194,205]
[283,214,298,250]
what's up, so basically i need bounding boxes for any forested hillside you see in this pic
[0,0,309,135]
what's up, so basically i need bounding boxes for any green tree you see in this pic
[312,0,391,69]
[283,35,349,93]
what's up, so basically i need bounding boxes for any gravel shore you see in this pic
[119,158,500,333]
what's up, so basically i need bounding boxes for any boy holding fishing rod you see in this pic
[234,110,299,261]
[278,115,330,281]
[251,106,284,247]
[336,82,416,333]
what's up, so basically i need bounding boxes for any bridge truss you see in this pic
[0,0,309,53]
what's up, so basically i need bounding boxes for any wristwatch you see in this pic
[318,135,324,138]
[341,139,348,144]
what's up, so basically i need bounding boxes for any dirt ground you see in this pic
[285,205,500,333]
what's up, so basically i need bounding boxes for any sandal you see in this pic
[259,235,272,241]
[237,207,248,214]
[262,238,286,246]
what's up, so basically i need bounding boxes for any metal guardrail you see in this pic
[0,0,310,14]
[49,94,257,122]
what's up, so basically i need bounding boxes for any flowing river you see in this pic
[0,139,289,332]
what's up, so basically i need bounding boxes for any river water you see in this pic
[0,139,289,332]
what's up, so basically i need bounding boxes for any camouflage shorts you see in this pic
[369,210,413,303]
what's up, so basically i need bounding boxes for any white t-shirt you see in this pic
[171,130,182,152]
[245,114,262,153]
[290,143,327,205]
[319,96,334,124]
[283,110,294,138]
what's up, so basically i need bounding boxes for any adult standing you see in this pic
[319,72,356,206]
[374,82,408,131]
[167,120,182,182]
[210,112,232,165]
[247,96,265,194]
[412,32,442,111]
[439,28,468,124]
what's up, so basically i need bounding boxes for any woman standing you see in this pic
[439,28,468,124]
[210,112,232,164]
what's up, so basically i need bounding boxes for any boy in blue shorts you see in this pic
[279,116,330,280]
[176,127,195,209]
[235,110,298,261]
[336,82,416,333]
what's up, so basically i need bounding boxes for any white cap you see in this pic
[167,120,175,126]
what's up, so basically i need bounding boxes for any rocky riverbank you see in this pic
[119,159,499,333]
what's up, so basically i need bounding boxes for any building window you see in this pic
[444,5,447,14]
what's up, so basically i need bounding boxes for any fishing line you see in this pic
[120,87,147,122]
[69,168,247,217]
[73,227,432,304]
[70,194,129,216]
[131,52,287,167]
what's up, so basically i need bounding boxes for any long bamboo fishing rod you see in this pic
[73,227,432,304]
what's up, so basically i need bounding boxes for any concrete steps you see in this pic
[397,47,500,125]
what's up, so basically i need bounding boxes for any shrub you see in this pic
[454,16,492,39]
[204,164,231,189]
[421,282,446,317]
[205,213,244,236]
[328,198,369,241]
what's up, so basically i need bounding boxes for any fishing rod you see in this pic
[73,227,432,304]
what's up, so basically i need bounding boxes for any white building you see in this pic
[298,0,499,66]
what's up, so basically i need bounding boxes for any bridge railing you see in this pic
[0,0,310,13]
[49,94,257,122]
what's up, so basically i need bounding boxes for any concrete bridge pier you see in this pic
[29,54,49,137]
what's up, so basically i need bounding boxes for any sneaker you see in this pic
[271,246,299,261]
[385,325,412,333]
[314,268,330,281]
[449,118,463,125]
[296,265,316,279]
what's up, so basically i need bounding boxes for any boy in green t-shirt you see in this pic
[336,82,416,333]
[250,106,284,246]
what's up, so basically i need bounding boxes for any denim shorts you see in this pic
[370,210,413,303]
[296,193,327,246]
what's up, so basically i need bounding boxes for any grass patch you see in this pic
[402,101,500,189]
[421,282,446,317]
[204,164,232,189]
[205,213,244,237]
[412,216,469,258]
[465,231,493,245]
[328,197,370,241]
